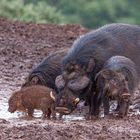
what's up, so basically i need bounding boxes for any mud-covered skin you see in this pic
[55,24,140,117]
[94,56,139,118]
[22,49,68,92]
[8,85,56,119]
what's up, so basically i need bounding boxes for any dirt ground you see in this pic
[0,18,140,140]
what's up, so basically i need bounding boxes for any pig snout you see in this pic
[8,107,16,113]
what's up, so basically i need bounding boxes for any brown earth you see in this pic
[0,18,140,140]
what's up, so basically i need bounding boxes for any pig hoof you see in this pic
[85,115,98,120]
[41,116,46,120]
[51,116,56,120]
[47,116,51,120]
[114,108,119,113]
[85,114,90,120]
[118,114,126,119]
[26,116,33,120]
[104,115,111,119]
[58,115,63,120]
[90,115,98,120]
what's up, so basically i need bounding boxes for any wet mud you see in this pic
[0,19,140,139]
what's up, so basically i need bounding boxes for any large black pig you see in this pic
[55,23,140,118]
[22,49,68,92]
[94,56,139,118]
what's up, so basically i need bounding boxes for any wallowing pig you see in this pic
[55,23,140,118]
[8,85,56,119]
[94,56,139,118]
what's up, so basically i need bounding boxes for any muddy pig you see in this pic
[94,56,139,118]
[55,23,140,118]
[22,49,68,92]
[8,85,56,119]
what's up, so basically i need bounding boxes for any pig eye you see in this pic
[68,72,76,79]
[110,79,119,86]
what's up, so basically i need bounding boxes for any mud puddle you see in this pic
[0,86,139,122]
[0,86,86,122]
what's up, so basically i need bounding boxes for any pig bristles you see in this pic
[50,91,55,101]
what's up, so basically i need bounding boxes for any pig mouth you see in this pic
[120,93,131,102]
[8,108,16,113]
[55,107,72,115]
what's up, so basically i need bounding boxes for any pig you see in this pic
[8,85,56,119]
[22,49,68,92]
[94,56,139,118]
[55,23,140,118]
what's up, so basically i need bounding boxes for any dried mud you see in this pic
[0,19,140,140]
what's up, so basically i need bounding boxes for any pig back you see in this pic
[21,85,56,108]
[104,56,139,92]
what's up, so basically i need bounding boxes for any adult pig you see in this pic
[55,23,140,117]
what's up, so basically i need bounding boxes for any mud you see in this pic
[0,18,140,139]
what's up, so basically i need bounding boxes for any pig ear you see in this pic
[95,70,112,81]
[95,70,107,81]
[100,70,113,79]
[55,75,65,89]
[31,76,39,84]
[86,58,95,72]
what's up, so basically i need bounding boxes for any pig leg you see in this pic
[124,102,129,116]
[103,96,110,117]
[87,94,98,120]
[125,99,130,116]
[27,108,34,117]
[58,113,63,119]
[115,103,120,112]
[40,98,48,119]
[41,109,47,119]
[95,96,102,117]
[41,105,55,119]
[118,103,125,118]
[118,92,131,118]
[50,103,56,119]
[85,97,94,119]
[118,100,130,118]
[118,104,126,118]
[47,108,51,119]
[41,108,51,119]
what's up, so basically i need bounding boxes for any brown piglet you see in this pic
[8,85,56,119]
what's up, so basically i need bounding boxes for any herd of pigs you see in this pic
[8,23,140,120]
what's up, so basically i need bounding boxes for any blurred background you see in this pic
[0,0,139,28]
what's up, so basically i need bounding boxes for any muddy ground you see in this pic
[0,19,140,140]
